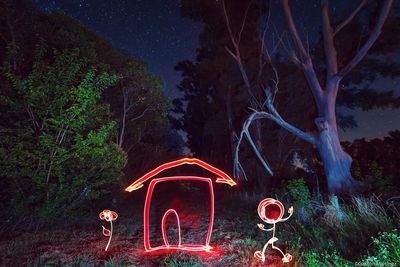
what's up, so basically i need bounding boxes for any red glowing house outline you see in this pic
[125,158,237,252]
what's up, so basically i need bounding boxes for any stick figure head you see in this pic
[258,198,285,224]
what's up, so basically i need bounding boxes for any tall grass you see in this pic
[279,179,400,265]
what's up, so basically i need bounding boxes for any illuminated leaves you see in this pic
[0,46,126,216]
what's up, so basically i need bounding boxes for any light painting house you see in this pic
[125,158,237,252]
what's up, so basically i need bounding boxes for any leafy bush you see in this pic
[359,229,400,265]
[304,249,352,267]
[285,178,313,222]
[0,46,127,219]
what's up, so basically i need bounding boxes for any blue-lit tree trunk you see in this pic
[314,81,357,193]
[223,0,393,194]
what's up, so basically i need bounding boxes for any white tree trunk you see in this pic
[316,122,356,194]
[315,85,359,194]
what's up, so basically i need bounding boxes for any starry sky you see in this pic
[34,0,202,100]
[33,0,399,141]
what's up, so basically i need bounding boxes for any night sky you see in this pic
[34,0,202,100]
[34,0,399,141]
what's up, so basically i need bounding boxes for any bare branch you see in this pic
[281,0,308,62]
[338,0,393,79]
[258,6,271,80]
[221,0,238,50]
[237,0,253,46]
[130,107,151,122]
[289,51,302,67]
[234,112,274,179]
[234,106,317,179]
[334,0,367,35]
[281,0,324,103]
[264,91,317,145]
[258,5,283,102]
[321,0,338,80]
[221,0,259,106]
[225,46,237,60]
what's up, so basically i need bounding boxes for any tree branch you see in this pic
[281,0,308,62]
[237,0,253,46]
[130,107,151,122]
[321,0,338,80]
[234,108,317,179]
[221,0,258,106]
[264,90,317,145]
[334,0,366,35]
[282,0,324,104]
[234,91,317,179]
[337,0,393,79]
[225,46,238,60]
[221,0,238,50]
[234,112,274,179]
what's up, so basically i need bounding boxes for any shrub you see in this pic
[0,47,127,219]
[285,178,311,209]
[304,249,352,267]
[284,177,313,224]
[359,229,400,265]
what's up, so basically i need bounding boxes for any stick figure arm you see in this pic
[280,206,294,222]
[257,223,274,231]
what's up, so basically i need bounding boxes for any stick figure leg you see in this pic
[254,237,275,262]
[271,243,292,263]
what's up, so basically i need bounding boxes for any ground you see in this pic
[0,191,293,266]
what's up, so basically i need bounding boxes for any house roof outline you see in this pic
[125,157,237,192]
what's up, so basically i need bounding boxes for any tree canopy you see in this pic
[0,0,179,218]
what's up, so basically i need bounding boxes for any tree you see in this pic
[0,46,126,217]
[176,0,326,191]
[223,0,394,194]
[0,0,179,218]
[114,59,168,151]
[175,0,281,176]
[112,58,175,181]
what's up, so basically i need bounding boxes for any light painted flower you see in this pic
[99,209,118,251]
[99,209,118,222]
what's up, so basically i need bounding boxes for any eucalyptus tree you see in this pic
[224,0,394,194]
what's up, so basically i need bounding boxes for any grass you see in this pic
[277,181,400,266]
[1,182,399,266]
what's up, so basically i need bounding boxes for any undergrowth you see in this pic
[279,178,400,266]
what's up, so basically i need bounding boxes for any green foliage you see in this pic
[359,230,400,265]
[0,0,179,222]
[284,178,313,222]
[280,195,398,264]
[304,249,352,267]
[285,178,311,209]
[0,46,126,218]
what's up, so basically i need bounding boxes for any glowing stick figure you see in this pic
[254,198,293,263]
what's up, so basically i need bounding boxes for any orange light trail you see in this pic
[125,158,236,192]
